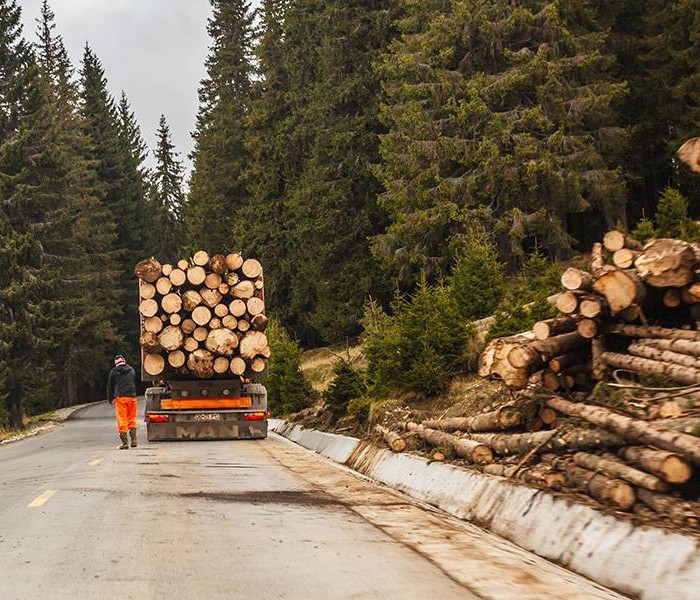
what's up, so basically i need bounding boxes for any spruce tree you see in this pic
[150,114,185,260]
[187,0,254,251]
[375,0,628,282]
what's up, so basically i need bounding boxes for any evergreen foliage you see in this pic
[265,319,312,416]
[654,187,700,241]
[325,361,367,420]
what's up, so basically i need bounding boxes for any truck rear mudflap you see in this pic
[146,410,268,441]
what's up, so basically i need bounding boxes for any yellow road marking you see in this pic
[28,490,57,508]
[89,459,102,466]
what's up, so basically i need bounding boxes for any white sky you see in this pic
[18,0,258,175]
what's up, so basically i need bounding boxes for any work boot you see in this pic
[129,428,138,448]
[119,432,129,450]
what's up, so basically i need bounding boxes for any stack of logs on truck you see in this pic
[376,231,700,530]
[135,251,270,379]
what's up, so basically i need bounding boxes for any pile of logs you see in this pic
[134,251,270,379]
[375,231,700,527]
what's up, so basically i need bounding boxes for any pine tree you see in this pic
[375,0,628,282]
[187,0,254,251]
[150,114,185,260]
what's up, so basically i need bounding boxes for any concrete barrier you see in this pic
[270,419,700,600]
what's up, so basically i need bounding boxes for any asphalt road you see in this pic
[0,402,624,600]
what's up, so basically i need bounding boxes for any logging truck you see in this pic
[135,251,270,442]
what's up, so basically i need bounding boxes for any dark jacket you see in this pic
[107,364,137,400]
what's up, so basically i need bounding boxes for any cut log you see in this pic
[168,350,186,369]
[139,331,162,353]
[533,317,577,341]
[607,324,700,342]
[542,371,561,391]
[635,238,697,288]
[617,447,692,484]
[181,319,196,335]
[602,351,700,386]
[225,252,243,271]
[549,351,590,374]
[612,248,640,269]
[169,313,182,327]
[210,254,227,274]
[134,258,162,282]
[247,297,265,316]
[591,242,604,274]
[155,277,172,296]
[161,293,182,314]
[682,283,700,304]
[205,272,223,290]
[636,337,700,358]
[593,268,645,314]
[603,230,642,252]
[573,452,668,492]
[532,331,587,358]
[182,290,202,312]
[177,259,189,271]
[506,344,541,370]
[678,136,700,173]
[658,417,700,437]
[422,407,522,432]
[555,291,581,314]
[222,315,238,330]
[539,407,558,425]
[169,268,186,287]
[580,297,608,319]
[663,289,682,308]
[200,288,222,309]
[467,428,625,456]
[226,272,240,286]
[209,318,222,330]
[251,314,269,331]
[406,422,492,464]
[192,306,212,327]
[375,425,406,453]
[229,299,247,317]
[255,279,264,290]
[577,318,599,339]
[637,488,692,521]
[214,303,229,318]
[139,299,159,318]
[618,304,644,323]
[238,319,251,333]
[187,266,206,286]
[218,283,230,295]
[213,357,230,374]
[230,357,246,376]
[161,264,173,277]
[143,354,165,377]
[158,325,184,352]
[140,283,156,300]
[239,332,269,360]
[561,268,593,291]
[628,341,700,370]
[143,316,164,334]
[242,258,262,279]
[192,250,209,267]
[232,280,255,299]
[193,327,208,342]
[545,395,700,464]
[183,337,199,352]
[250,357,267,373]
[187,349,215,379]
[483,464,566,489]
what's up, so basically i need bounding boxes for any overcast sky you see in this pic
[18,0,255,175]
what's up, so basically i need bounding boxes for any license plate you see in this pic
[192,413,221,422]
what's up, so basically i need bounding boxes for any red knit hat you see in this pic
[114,355,126,367]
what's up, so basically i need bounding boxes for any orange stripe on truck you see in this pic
[160,397,252,410]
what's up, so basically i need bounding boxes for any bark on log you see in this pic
[229,299,247,317]
[580,297,608,319]
[134,258,162,282]
[187,266,206,286]
[200,288,222,308]
[242,258,262,279]
[375,425,406,453]
[139,299,158,318]
[467,428,625,456]
[239,332,269,360]
[205,272,222,290]
[635,238,697,288]
[143,354,165,377]
[225,253,243,271]
[657,418,700,437]
[205,329,239,356]
[192,250,209,267]
[549,351,590,373]
[143,316,164,334]
[169,268,186,287]
[422,407,522,432]
[573,452,668,492]
[210,254,227,274]
[533,317,577,341]
[232,280,255,299]
[542,371,561,391]
[182,291,202,312]
[213,357,230,374]
[617,447,692,484]
[155,277,172,296]
[602,351,700,386]
[247,297,265,316]
[549,459,636,510]
[612,248,640,269]
[545,396,700,464]
[187,349,215,379]
[406,423,493,463]
[139,331,162,354]
[140,283,156,300]
[251,314,269,331]
[636,337,700,358]
[607,323,700,341]
[168,350,186,369]
[158,325,184,352]
[593,268,646,314]
[532,331,587,358]
[192,306,212,327]
[561,268,594,291]
[483,464,566,488]
[636,488,692,521]
[161,293,182,314]
[628,341,700,369]
[230,357,246,376]
[591,242,604,274]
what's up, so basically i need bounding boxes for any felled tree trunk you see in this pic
[546,396,700,465]
[406,423,493,464]
[560,268,593,291]
[636,488,694,521]
[466,428,625,456]
[607,323,700,341]
[532,317,577,341]
[592,268,645,314]
[617,447,692,484]
[482,464,566,489]
[573,452,668,492]
[627,341,700,370]
[635,238,697,288]
[533,332,587,357]
[134,258,162,282]
[422,407,522,432]
[375,425,406,453]
[636,337,700,357]
[601,351,700,386]
[603,230,642,253]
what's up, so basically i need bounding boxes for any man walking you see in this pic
[106,355,138,449]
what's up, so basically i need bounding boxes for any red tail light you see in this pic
[244,412,266,422]
[147,414,170,423]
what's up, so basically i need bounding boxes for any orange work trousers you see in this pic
[114,396,138,433]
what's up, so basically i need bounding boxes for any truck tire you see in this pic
[145,387,168,413]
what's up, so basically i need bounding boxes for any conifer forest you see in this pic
[1,0,699,427]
